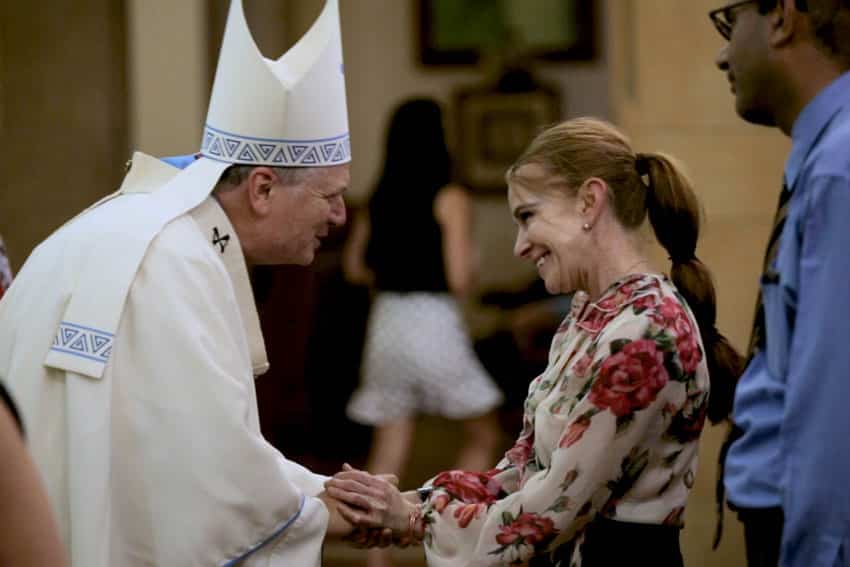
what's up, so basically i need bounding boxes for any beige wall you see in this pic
[127,0,207,155]
[609,2,791,565]
[0,2,128,270]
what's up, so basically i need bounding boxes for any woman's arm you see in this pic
[434,185,478,299]
[328,303,703,564]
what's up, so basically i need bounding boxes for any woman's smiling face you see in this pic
[508,163,588,295]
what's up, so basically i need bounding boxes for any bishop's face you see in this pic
[254,164,349,266]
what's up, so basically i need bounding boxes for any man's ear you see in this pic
[576,177,608,226]
[245,167,278,216]
[768,0,799,48]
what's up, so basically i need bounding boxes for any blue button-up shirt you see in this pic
[726,70,850,566]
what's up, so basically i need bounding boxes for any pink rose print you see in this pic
[650,297,682,325]
[676,323,702,373]
[589,339,669,417]
[432,493,451,513]
[631,293,656,312]
[432,470,502,504]
[578,278,649,333]
[495,512,557,547]
[505,435,534,468]
[559,414,592,448]
[578,307,617,334]
[453,503,486,528]
[612,283,638,306]
[571,353,593,378]
[596,295,620,310]
[649,297,702,373]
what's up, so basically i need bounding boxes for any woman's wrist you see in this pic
[405,503,425,543]
[402,489,419,504]
[393,499,418,534]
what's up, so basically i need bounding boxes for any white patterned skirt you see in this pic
[347,292,504,425]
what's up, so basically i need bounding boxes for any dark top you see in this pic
[365,187,448,293]
[366,97,453,293]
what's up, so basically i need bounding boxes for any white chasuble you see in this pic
[0,154,329,566]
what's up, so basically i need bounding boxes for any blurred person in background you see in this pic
[711,0,850,564]
[343,97,504,567]
[329,117,743,566]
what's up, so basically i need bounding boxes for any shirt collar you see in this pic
[785,70,850,190]
[159,154,200,170]
[190,197,270,377]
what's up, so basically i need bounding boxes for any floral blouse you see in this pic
[421,273,709,567]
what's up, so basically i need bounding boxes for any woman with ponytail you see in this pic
[326,117,742,566]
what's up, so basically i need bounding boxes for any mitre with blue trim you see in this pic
[201,0,350,167]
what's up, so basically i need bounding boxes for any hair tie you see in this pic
[669,253,697,265]
[635,154,651,177]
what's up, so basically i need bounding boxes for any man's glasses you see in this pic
[709,0,758,40]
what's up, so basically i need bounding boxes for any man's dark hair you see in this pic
[758,0,850,64]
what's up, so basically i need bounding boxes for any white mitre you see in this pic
[201,0,350,167]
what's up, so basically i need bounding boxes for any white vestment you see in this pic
[0,154,330,566]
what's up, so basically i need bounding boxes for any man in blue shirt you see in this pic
[710,0,850,565]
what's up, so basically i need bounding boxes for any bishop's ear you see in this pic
[245,167,279,216]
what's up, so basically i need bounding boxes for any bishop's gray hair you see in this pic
[214,165,316,193]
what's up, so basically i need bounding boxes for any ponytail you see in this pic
[641,152,743,423]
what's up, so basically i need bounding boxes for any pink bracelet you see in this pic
[407,503,423,541]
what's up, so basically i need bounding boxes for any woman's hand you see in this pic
[343,526,394,548]
[324,464,415,535]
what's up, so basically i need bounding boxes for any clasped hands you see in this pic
[323,463,425,548]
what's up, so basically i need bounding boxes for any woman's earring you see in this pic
[582,223,592,231]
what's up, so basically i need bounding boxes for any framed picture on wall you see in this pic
[419,0,596,66]
[455,84,561,193]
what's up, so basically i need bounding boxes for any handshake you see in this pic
[321,463,428,548]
